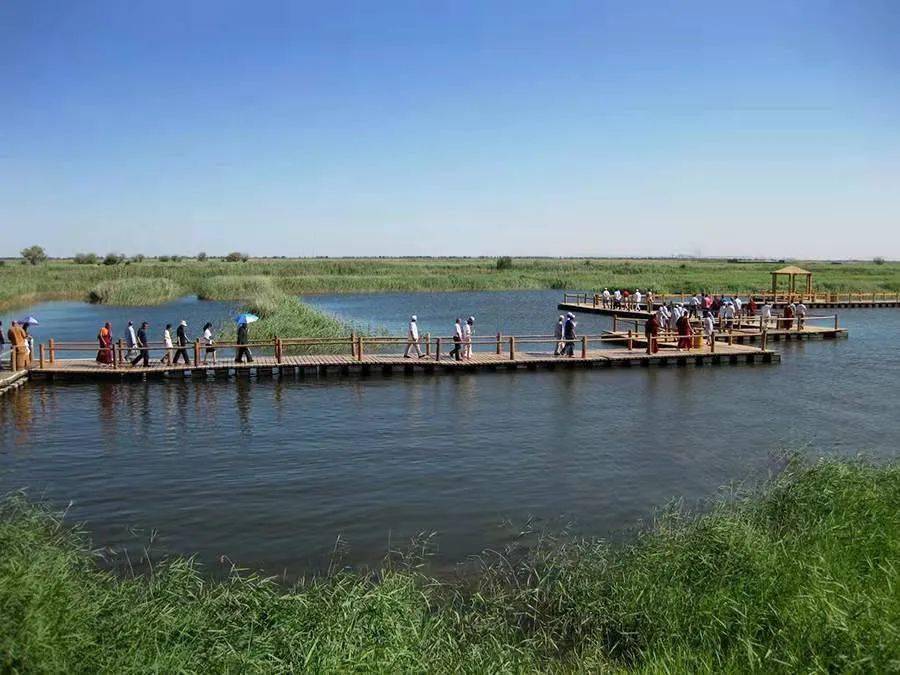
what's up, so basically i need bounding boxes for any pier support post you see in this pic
[357,337,364,362]
[39,343,44,369]
[627,330,633,351]
[761,329,768,351]
[194,339,201,367]
[496,332,501,355]
[834,314,839,330]
[581,336,587,358]
[509,336,516,360]
[435,337,441,361]
[612,315,617,332]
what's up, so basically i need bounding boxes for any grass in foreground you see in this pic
[1,457,897,672]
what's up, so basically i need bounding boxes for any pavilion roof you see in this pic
[772,265,811,275]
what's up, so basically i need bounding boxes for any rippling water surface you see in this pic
[1,292,898,575]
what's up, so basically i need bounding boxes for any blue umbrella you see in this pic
[19,316,39,326]
[235,313,259,325]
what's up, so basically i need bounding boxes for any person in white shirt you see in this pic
[125,321,138,359]
[761,302,773,330]
[404,315,423,358]
[160,323,174,365]
[689,294,700,318]
[602,288,611,308]
[449,318,463,361]
[796,302,808,329]
[463,316,474,360]
[733,296,743,319]
[613,289,622,308]
[202,322,217,365]
[723,302,735,330]
[703,311,716,347]
[634,289,643,311]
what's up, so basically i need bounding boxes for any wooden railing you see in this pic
[566,289,900,308]
[35,328,750,370]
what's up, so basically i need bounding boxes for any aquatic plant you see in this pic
[0,458,896,672]
[87,278,183,305]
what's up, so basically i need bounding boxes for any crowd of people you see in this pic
[403,315,477,361]
[93,319,254,368]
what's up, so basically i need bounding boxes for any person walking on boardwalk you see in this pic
[554,315,565,355]
[449,318,463,361]
[6,321,20,370]
[96,322,113,366]
[676,311,693,350]
[125,321,138,360]
[644,313,660,354]
[703,311,716,348]
[160,323,173,365]
[130,322,150,367]
[747,296,757,318]
[404,315,424,358]
[782,303,795,331]
[689,294,700,318]
[613,289,622,308]
[235,320,254,363]
[173,320,191,364]
[463,316,474,360]
[563,312,577,357]
[761,301,772,330]
[634,289,643,311]
[202,322,218,365]
[796,301,807,330]
[602,288,610,308]
[723,301,735,331]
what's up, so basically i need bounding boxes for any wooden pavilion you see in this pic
[771,265,812,298]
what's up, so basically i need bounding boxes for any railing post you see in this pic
[627,330,633,351]
[612,315,618,332]
[193,339,200,367]
[39,343,45,369]
[761,328,768,351]
[834,314,839,330]
[728,331,734,346]
[112,343,118,369]
[49,338,55,363]
[435,337,441,361]
[496,332,501,355]
[581,335,587,358]
[509,336,516,360]
[710,333,716,353]
[425,333,431,357]
[117,339,125,367]
[357,336,364,362]
[350,331,356,359]
[275,337,282,364]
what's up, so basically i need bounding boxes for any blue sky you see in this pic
[2,1,898,258]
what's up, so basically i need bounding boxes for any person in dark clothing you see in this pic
[563,312,577,357]
[235,321,254,363]
[173,320,191,364]
[130,322,150,367]
[0,321,5,371]
[645,314,660,353]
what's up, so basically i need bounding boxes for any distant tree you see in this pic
[495,256,513,271]
[103,252,125,265]
[225,251,249,262]
[170,254,181,262]
[874,256,885,265]
[197,251,208,262]
[158,255,170,262]
[21,245,47,265]
[132,254,145,263]
[74,252,99,265]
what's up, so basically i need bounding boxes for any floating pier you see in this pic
[26,333,779,383]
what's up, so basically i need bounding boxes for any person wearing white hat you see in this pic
[563,312,577,356]
[601,288,611,308]
[173,320,191,364]
[463,316,474,360]
[554,315,565,355]
[404,314,423,358]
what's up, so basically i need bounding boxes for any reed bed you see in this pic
[1,457,896,672]
[87,278,183,306]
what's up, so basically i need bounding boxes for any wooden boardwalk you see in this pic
[28,343,779,382]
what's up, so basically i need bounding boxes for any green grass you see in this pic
[87,278,183,305]
[1,457,897,672]
[4,257,900,312]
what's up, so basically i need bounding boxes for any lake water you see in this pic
[1,291,898,576]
